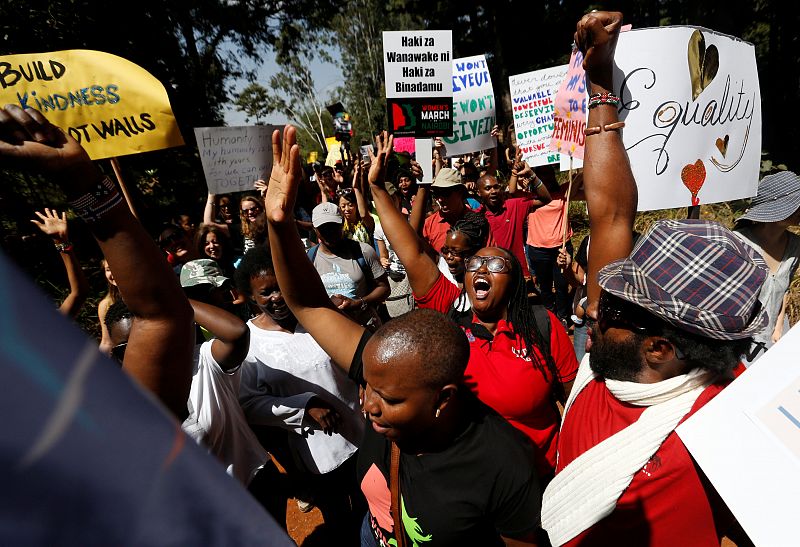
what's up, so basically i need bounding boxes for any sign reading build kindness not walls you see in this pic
[0,50,184,159]
[383,31,453,138]
[612,27,761,211]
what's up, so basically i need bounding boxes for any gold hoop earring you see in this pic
[435,409,441,418]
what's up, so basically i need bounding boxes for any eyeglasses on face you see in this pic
[465,255,512,273]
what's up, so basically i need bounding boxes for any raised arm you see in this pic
[368,132,441,297]
[30,208,89,318]
[353,160,375,234]
[265,126,365,373]
[1,104,194,419]
[203,193,231,235]
[576,11,637,315]
[188,298,249,372]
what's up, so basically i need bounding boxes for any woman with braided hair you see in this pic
[370,132,578,483]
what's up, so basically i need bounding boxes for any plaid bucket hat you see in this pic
[597,219,768,340]
[737,171,800,223]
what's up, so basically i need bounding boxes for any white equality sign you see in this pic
[443,55,496,156]
[509,65,566,167]
[612,26,762,211]
[194,125,278,194]
[383,31,452,99]
[677,323,800,547]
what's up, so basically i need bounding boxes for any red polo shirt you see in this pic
[415,273,578,478]
[483,197,533,277]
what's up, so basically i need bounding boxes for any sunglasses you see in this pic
[465,255,512,273]
[241,205,262,215]
[336,188,355,197]
[597,293,654,335]
[111,341,127,363]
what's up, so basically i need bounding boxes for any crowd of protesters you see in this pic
[3,9,799,547]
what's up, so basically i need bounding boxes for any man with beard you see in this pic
[539,11,765,547]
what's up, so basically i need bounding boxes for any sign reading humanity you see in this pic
[442,55,495,156]
[613,27,761,211]
[509,65,567,167]
[0,50,184,159]
[383,30,453,138]
[194,125,278,194]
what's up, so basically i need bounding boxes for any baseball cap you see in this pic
[312,202,343,228]
[597,219,768,340]
[180,259,230,289]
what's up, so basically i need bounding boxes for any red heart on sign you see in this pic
[681,159,706,205]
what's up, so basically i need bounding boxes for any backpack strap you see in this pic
[306,244,319,262]
[531,304,551,361]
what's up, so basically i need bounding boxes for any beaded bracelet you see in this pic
[68,175,125,223]
[584,121,626,136]
[54,242,74,253]
[588,92,621,109]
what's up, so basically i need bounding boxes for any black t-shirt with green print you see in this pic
[349,331,542,547]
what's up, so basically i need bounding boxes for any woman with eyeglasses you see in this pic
[239,195,268,253]
[338,160,375,245]
[369,132,578,484]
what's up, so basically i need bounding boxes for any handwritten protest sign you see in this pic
[383,31,453,137]
[393,137,416,155]
[677,323,800,546]
[0,50,183,160]
[325,136,344,167]
[509,65,567,167]
[194,125,277,194]
[612,27,761,211]
[442,55,495,156]
[550,49,588,161]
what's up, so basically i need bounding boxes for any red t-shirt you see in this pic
[415,273,578,478]
[422,208,495,253]
[483,197,532,277]
[556,378,734,546]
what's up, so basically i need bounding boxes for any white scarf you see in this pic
[540,355,714,546]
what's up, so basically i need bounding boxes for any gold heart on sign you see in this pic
[688,30,719,101]
[715,135,729,157]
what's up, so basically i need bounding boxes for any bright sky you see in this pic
[222,46,344,127]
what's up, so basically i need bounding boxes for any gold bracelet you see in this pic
[584,121,626,136]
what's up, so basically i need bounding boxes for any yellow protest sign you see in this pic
[325,136,344,167]
[0,50,184,159]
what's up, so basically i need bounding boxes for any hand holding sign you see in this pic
[0,104,94,185]
[575,11,624,91]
